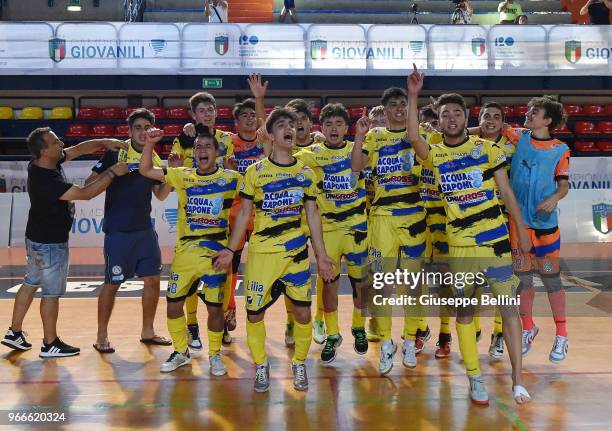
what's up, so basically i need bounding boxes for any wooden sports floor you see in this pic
[0,244,611,430]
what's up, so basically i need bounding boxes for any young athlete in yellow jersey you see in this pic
[213,108,334,393]
[140,127,241,375]
[407,65,531,405]
[295,103,369,363]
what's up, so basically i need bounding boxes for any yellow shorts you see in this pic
[167,239,227,306]
[324,226,368,280]
[243,245,311,314]
[369,213,426,273]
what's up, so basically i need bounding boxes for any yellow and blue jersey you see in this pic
[171,127,234,169]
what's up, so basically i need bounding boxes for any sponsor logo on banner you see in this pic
[49,38,66,63]
[494,36,514,47]
[410,41,424,54]
[239,35,259,46]
[215,35,229,55]
[471,37,485,56]
[311,39,327,60]
[163,208,178,233]
[149,39,167,56]
[312,40,416,61]
[592,203,612,234]
[565,40,581,64]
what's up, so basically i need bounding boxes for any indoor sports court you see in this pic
[1,1,611,430]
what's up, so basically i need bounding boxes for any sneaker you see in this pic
[254,362,270,393]
[475,329,482,342]
[187,324,202,354]
[435,333,452,359]
[321,334,343,364]
[39,338,80,358]
[367,318,382,342]
[378,340,397,375]
[1,327,32,351]
[351,327,368,355]
[468,374,489,405]
[522,325,539,356]
[402,339,417,368]
[489,333,504,360]
[285,323,295,348]
[160,350,191,373]
[292,362,309,391]
[222,324,232,345]
[209,353,227,376]
[313,320,326,344]
[549,335,568,363]
[415,326,431,355]
[224,307,237,332]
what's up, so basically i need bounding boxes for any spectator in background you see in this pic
[280,0,298,23]
[516,14,528,24]
[368,105,387,128]
[450,0,473,24]
[205,0,228,23]
[498,0,523,24]
[580,0,612,24]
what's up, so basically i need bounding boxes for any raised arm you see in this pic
[247,73,269,126]
[60,163,128,201]
[138,128,165,182]
[407,64,429,161]
[351,108,371,172]
[64,138,127,162]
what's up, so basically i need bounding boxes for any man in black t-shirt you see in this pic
[1,127,128,358]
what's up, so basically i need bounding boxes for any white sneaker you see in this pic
[468,374,489,405]
[402,339,417,368]
[209,353,227,376]
[313,320,326,344]
[160,350,191,373]
[488,333,504,360]
[379,340,397,375]
[292,362,309,391]
[521,325,539,356]
[549,335,568,363]
[187,324,202,356]
[254,362,270,393]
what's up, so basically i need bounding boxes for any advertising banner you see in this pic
[428,25,489,71]
[489,25,547,71]
[548,25,612,72]
[181,23,242,70]
[118,23,181,69]
[366,25,427,71]
[241,24,305,70]
[55,23,119,69]
[0,23,54,70]
[308,25,367,70]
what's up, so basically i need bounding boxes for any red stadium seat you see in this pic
[597,141,612,151]
[115,124,130,137]
[573,141,598,152]
[582,104,605,116]
[147,106,166,120]
[216,106,233,119]
[92,124,115,137]
[509,123,522,129]
[265,106,274,115]
[161,144,173,156]
[76,107,99,120]
[124,107,140,119]
[563,104,582,116]
[163,124,183,136]
[552,123,571,134]
[349,124,357,136]
[310,106,321,119]
[502,105,515,117]
[574,121,597,134]
[348,106,364,119]
[99,107,123,120]
[597,121,612,134]
[311,124,321,132]
[216,124,233,132]
[65,123,92,138]
[513,105,529,117]
[166,107,190,120]
[468,106,481,118]
[605,104,612,116]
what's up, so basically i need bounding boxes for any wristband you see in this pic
[224,246,236,254]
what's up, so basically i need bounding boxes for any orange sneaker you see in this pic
[434,333,452,359]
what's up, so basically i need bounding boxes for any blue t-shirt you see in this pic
[92,150,160,233]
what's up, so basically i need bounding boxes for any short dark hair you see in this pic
[528,96,567,132]
[419,105,438,121]
[285,99,313,122]
[127,108,155,127]
[194,126,219,150]
[479,101,504,121]
[26,127,52,159]
[319,103,350,125]
[381,87,407,106]
[434,93,467,114]
[265,107,297,134]
[233,98,256,120]
[189,92,216,112]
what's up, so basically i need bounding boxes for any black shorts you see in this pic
[104,228,162,284]
[284,0,295,9]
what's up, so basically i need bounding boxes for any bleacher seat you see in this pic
[514,105,529,117]
[509,123,522,129]
[553,124,571,134]
[563,104,582,116]
[573,141,598,152]
[147,106,166,120]
[265,107,274,115]
[502,106,515,117]
[605,104,612,116]
[92,124,115,137]
[77,107,99,120]
[348,106,364,119]
[163,124,182,136]
[216,106,233,120]
[574,121,598,134]
[18,107,43,120]
[99,107,124,120]
[582,104,605,116]
[161,144,173,156]
[166,107,190,120]
[216,124,233,133]
[310,106,321,119]
[597,121,612,134]
[0,107,14,119]
[49,107,73,120]
[349,124,357,136]
[65,124,92,138]
[124,107,140,118]
[115,124,130,137]
[469,106,481,118]
[597,141,612,152]
[311,124,321,132]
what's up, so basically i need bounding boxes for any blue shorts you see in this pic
[284,0,295,9]
[104,228,162,284]
[24,239,69,298]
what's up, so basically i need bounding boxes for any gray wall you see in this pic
[3,0,123,21]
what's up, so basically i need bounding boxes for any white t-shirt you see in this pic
[208,3,228,23]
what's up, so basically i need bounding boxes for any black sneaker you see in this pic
[187,324,203,353]
[352,327,368,355]
[476,330,482,342]
[1,327,32,351]
[39,338,80,358]
[321,334,343,364]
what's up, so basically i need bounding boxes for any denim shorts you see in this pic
[24,239,70,298]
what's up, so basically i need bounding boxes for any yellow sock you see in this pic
[418,317,428,332]
[473,314,481,334]
[284,296,295,325]
[378,316,392,340]
[325,310,339,336]
[167,316,188,353]
[246,320,267,365]
[456,321,481,376]
[185,294,199,326]
[402,316,420,341]
[493,307,503,335]
[292,320,312,364]
[439,316,451,335]
[208,329,223,356]
[315,276,324,321]
[351,308,366,329]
